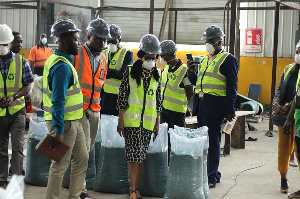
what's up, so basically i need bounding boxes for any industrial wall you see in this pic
[100,0,228,44]
[240,1,299,58]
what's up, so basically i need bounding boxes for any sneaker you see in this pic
[208,182,216,188]
[80,192,94,199]
[280,179,289,193]
[289,190,300,199]
[289,160,298,167]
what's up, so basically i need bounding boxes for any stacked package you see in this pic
[139,123,168,197]
[164,126,209,199]
[93,114,129,194]
[25,116,51,186]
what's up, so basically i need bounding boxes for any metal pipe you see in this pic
[269,2,280,131]
[149,0,154,34]
[229,0,236,55]
[174,10,177,43]
[36,0,41,45]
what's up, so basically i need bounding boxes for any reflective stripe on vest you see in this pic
[42,54,83,121]
[103,48,127,94]
[161,64,188,113]
[124,67,158,130]
[0,54,25,116]
[195,52,229,96]
[75,45,107,111]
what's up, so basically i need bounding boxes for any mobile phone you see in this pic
[186,53,193,61]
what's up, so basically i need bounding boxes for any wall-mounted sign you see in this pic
[245,28,262,53]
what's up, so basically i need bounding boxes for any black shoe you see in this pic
[9,167,25,176]
[80,192,94,199]
[280,178,289,193]
[208,182,216,188]
[217,179,220,183]
[0,181,8,189]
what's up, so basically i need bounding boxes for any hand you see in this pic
[226,114,235,122]
[0,96,14,108]
[153,123,159,138]
[117,117,125,137]
[273,104,286,120]
[283,120,293,135]
[49,134,64,149]
[187,60,196,73]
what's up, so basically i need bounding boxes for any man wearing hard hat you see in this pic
[0,24,34,188]
[188,25,239,188]
[73,18,110,199]
[43,19,88,199]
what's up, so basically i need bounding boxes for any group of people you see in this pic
[1,16,299,199]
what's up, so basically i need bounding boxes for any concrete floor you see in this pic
[21,115,300,199]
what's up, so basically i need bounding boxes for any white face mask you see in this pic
[108,43,118,53]
[160,57,168,65]
[143,60,155,70]
[206,43,215,55]
[41,38,47,44]
[0,45,9,55]
[295,54,300,64]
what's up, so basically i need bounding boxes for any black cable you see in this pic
[219,148,277,199]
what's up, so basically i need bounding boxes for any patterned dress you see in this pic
[117,66,162,162]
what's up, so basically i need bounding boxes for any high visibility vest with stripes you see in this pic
[195,52,230,96]
[0,54,25,116]
[103,48,128,94]
[161,64,188,113]
[124,67,158,131]
[74,45,107,111]
[42,54,83,121]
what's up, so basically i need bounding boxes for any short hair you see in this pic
[12,31,20,36]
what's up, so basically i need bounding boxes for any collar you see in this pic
[84,43,101,57]
[54,49,74,63]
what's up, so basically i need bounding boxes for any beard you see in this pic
[68,44,79,56]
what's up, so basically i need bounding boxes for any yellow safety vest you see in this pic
[42,54,83,120]
[124,67,158,131]
[0,54,25,116]
[195,52,229,96]
[161,64,188,113]
[103,48,128,94]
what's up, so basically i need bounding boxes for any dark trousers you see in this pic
[204,117,223,185]
[0,108,25,181]
[295,136,300,164]
[161,112,185,162]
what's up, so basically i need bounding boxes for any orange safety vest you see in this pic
[28,45,52,67]
[74,45,107,111]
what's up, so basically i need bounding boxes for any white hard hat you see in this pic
[138,34,161,55]
[0,24,14,44]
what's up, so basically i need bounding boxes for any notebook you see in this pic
[35,134,70,163]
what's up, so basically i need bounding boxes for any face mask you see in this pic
[160,57,168,65]
[0,46,9,55]
[41,38,47,44]
[206,43,215,55]
[295,54,300,64]
[143,60,155,70]
[108,43,118,53]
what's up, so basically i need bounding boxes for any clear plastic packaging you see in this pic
[24,116,51,187]
[139,123,168,197]
[164,127,208,199]
[93,114,129,194]
[0,175,24,199]
[174,126,210,199]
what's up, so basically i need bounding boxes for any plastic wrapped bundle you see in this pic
[0,175,24,199]
[164,128,208,199]
[174,126,210,199]
[25,117,51,187]
[94,131,101,174]
[62,148,96,190]
[93,115,129,194]
[139,123,168,197]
